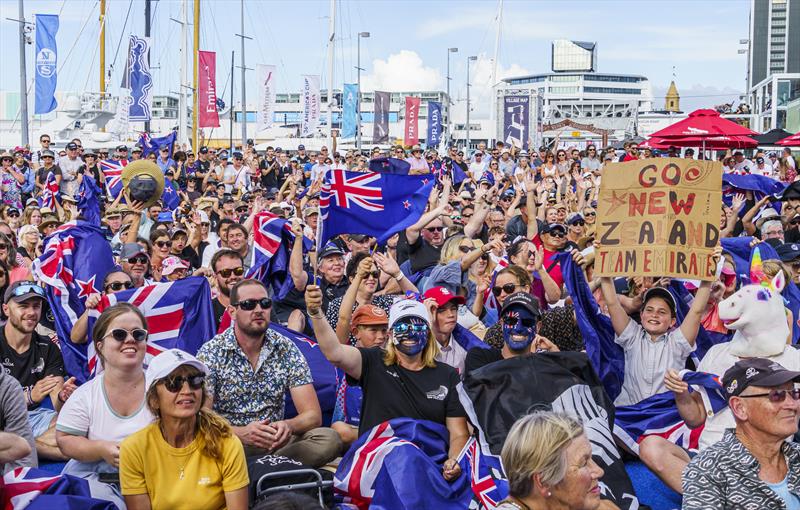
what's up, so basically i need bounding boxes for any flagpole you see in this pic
[99,0,106,103]
[144,0,152,134]
[17,0,29,147]
[192,0,200,151]
[178,0,188,147]
[326,0,335,148]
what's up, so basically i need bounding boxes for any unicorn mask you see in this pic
[717,248,789,357]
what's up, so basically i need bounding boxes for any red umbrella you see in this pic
[644,135,758,150]
[778,132,800,147]
[649,109,758,139]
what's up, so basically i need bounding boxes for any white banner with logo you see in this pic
[256,64,277,132]
[301,75,321,137]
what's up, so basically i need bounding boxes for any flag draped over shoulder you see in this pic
[614,370,727,455]
[86,276,215,374]
[37,172,59,209]
[247,212,313,301]
[31,221,116,383]
[319,170,435,249]
[459,352,641,510]
[270,323,338,425]
[1,467,116,510]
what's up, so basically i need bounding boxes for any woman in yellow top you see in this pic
[120,349,249,510]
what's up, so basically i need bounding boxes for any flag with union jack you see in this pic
[247,211,313,301]
[1,466,116,510]
[37,171,60,209]
[334,418,483,510]
[98,159,127,200]
[86,276,216,375]
[318,170,434,249]
[31,221,116,383]
[76,175,102,225]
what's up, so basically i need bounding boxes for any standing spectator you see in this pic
[56,142,82,197]
[406,145,430,174]
[156,146,175,173]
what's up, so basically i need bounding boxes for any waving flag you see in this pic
[34,15,59,115]
[31,221,116,383]
[722,173,786,198]
[368,157,410,175]
[37,172,59,209]
[334,418,477,510]
[138,131,177,158]
[270,323,338,425]
[161,184,180,211]
[76,175,102,225]
[98,159,127,200]
[319,170,435,249]
[86,276,215,374]
[1,467,116,510]
[614,370,727,455]
[247,212,313,301]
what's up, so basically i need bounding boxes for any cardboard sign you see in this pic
[595,158,722,281]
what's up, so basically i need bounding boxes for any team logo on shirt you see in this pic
[426,385,448,401]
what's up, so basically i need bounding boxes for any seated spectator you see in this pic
[682,359,800,509]
[0,281,75,460]
[197,279,341,467]
[496,411,604,510]
[484,266,533,348]
[423,286,468,375]
[283,233,348,323]
[0,431,32,468]
[120,349,249,510]
[0,368,37,472]
[57,303,153,508]
[119,243,151,289]
[330,304,389,449]
[307,289,468,481]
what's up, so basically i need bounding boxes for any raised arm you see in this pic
[373,251,417,294]
[406,189,448,245]
[306,285,363,379]
[600,276,632,336]
[289,219,310,291]
[334,258,370,344]
[741,195,769,236]
[523,173,539,239]
[679,248,721,347]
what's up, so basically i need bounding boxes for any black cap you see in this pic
[349,234,369,242]
[500,292,541,318]
[756,157,765,164]
[232,151,243,160]
[40,149,55,158]
[131,145,143,153]
[777,243,800,262]
[779,181,800,201]
[722,358,800,399]
[199,146,209,154]
[4,281,46,304]
[247,138,254,145]
[116,145,128,152]
[541,223,567,235]
[318,242,345,259]
[642,287,676,316]
[66,142,79,150]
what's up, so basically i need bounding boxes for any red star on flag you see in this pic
[403,200,411,209]
[76,275,98,299]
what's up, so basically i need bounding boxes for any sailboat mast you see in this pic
[327,0,335,148]
[178,0,188,146]
[489,0,503,147]
[100,0,106,100]
[240,0,246,148]
[192,0,199,150]
[18,0,29,147]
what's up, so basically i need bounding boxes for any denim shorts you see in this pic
[28,406,57,438]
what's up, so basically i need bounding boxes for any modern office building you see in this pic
[552,40,597,73]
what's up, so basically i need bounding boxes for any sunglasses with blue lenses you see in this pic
[9,284,45,299]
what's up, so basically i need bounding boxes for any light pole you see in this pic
[446,48,458,146]
[356,32,370,153]
[466,55,477,151]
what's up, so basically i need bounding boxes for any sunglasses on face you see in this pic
[571,221,586,227]
[234,297,272,311]
[502,315,537,328]
[105,281,134,292]
[155,240,172,249]
[547,231,566,238]
[392,322,428,336]
[363,270,381,279]
[584,211,596,217]
[492,283,519,297]
[104,328,148,343]
[41,140,51,143]
[235,207,248,213]
[425,226,444,233]
[7,211,20,218]
[162,373,205,393]
[217,267,244,278]
[128,256,148,265]
[738,388,800,403]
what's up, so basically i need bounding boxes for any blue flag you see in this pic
[31,221,116,383]
[138,131,177,157]
[319,170,435,249]
[247,212,313,301]
[557,252,624,401]
[270,323,338,426]
[76,175,102,225]
[126,35,153,121]
[341,83,358,139]
[161,183,180,211]
[34,15,59,114]
[722,173,786,198]
[667,280,730,361]
[426,101,442,147]
[453,324,490,352]
[2,467,117,509]
[369,157,411,174]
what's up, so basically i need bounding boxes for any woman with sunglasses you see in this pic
[0,232,30,284]
[307,290,469,482]
[149,229,172,282]
[16,225,40,268]
[555,150,570,177]
[70,271,135,344]
[120,349,249,510]
[538,151,557,180]
[55,303,153,509]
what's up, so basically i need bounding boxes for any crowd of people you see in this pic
[0,133,798,510]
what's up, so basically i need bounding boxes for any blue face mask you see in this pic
[502,308,538,351]
[392,317,429,356]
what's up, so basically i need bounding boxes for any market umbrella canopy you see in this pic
[646,135,758,150]
[754,128,793,145]
[778,132,800,147]
[649,108,758,139]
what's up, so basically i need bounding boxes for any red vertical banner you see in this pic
[404,96,421,146]
[198,50,220,128]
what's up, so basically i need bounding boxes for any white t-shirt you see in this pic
[56,373,153,442]
[222,165,237,193]
[750,163,773,177]
[696,343,800,450]
[469,161,486,180]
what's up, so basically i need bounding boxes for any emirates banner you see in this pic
[301,75,321,137]
[404,96,421,146]
[198,51,220,128]
[256,64,276,132]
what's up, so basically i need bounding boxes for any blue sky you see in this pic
[0,0,750,115]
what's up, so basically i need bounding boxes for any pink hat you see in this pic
[161,256,189,276]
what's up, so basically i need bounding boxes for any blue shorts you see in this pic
[28,407,57,438]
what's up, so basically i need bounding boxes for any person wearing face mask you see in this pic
[306,291,469,481]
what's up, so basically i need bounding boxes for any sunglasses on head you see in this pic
[162,373,205,393]
[217,267,244,278]
[425,226,444,233]
[104,328,148,343]
[502,315,537,328]
[492,283,519,297]
[234,297,272,311]
[737,388,800,403]
[105,281,133,292]
[155,240,172,248]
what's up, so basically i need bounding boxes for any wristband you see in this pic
[25,387,34,406]
[308,310,324,320]
[393,273,405,282]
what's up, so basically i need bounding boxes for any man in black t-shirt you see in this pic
[0,282,73,460]
[210,249,244,331]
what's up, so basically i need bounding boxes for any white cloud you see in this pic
[360,50,443,92]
